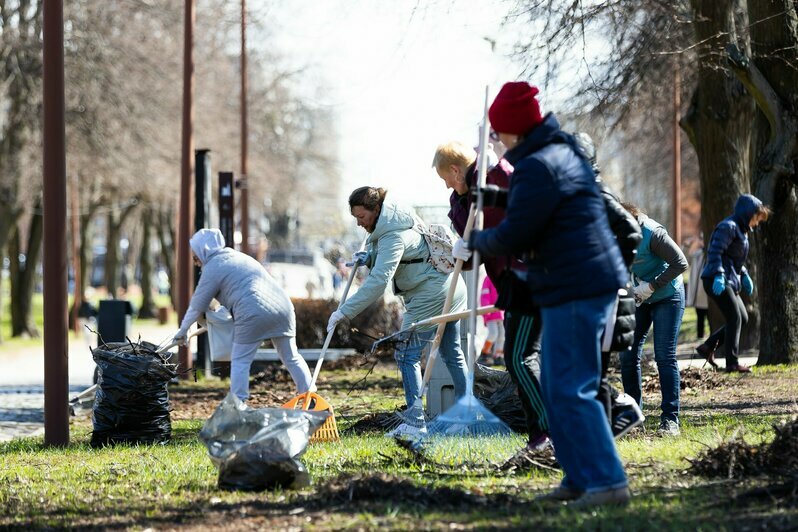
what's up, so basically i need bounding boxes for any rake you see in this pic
[414,87,521,465]
[377,205,478,430]
[282,235,368,443]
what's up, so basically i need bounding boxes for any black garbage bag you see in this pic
[90,340,176,447]
[473,364,528,433]
[200,393,329,491]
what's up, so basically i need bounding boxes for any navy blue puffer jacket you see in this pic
[701,194,762,293]
[470,114,628,307]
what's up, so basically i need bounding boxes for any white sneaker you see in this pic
[385,422,427,439]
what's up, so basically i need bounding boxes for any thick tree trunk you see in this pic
[744,1,798,365]
[138,208,157,319]
[10,208,43,338]
[683,0,759,349]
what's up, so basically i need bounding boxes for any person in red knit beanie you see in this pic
[488,81,544,136]
[456,80,631,508]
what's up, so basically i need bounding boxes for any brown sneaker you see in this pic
[535,485,583,502]
[726,364,752,373]
[695,343,718,369]
[569,486,631,508]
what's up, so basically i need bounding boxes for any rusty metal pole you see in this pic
[71,174,81,334]
[43,0,69,446]
[240,0,250,255]
[673,61,682,246]
[177,0,196,375]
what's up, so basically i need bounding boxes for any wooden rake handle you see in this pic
[421,204,478,391]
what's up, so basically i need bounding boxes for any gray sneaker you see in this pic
[658,419,681,436]
[569,486,631,508]
[535,485,584,502]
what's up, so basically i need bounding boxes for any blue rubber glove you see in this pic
[742,273,754,295]
[712,274,725,296]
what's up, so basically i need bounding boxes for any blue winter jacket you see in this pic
[701,194,762,293]
[469,113,628,307]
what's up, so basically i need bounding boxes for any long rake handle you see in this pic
[303,234,368,409]
[467,86,491,375]
[420,188,479,392]
[413,306,497,329]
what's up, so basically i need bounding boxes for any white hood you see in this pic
[189,228,226,264]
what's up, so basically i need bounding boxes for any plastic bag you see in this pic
[90,340,176,447]
[206,306,234,362]
[473,364,528,433]
[199,393,329,491]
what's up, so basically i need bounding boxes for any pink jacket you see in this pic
[480,277,503,324]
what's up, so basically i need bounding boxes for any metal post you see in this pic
[43,0,69,446]
[240,0,250,255]
[177,0,196,376]
[673,61,682,246]
[71,174,81,334]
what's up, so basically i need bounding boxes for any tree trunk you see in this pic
[138,208,157,319]
[68,201,100,325]
[157,207,177,311]
[0,204,24,344]
[683,0,759,349]
[743,1,798,364]
[103,200,138,297]
[10,207,43,338]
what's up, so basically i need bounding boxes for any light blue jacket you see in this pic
[339,202,466,330]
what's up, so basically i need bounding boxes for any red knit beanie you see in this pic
[488,82,543,136]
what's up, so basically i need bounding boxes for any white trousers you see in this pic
[485,320,505,348]
[230,336,312,401]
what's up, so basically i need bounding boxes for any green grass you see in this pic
[2,364,797,530]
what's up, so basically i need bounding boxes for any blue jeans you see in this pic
[620,287,684,424]
[540,293,627,493]
[395,320,468,422]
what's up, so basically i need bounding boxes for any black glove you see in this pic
[471,184,508,209]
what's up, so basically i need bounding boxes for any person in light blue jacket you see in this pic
[621,203,687,436]
[697,194,770,373]
[174,229,312,401]
[327,186,468,438]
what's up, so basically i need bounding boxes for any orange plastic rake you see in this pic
[281,235,367,443]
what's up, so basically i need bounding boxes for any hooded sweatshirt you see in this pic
[338,201,466,330]
[701,194,762,293]
[178,228,295,343]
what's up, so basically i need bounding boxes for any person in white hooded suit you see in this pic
[174,228,312,400]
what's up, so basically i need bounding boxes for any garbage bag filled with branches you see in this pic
[200,393,329,491]
[90,340,176,447]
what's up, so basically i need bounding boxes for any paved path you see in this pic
[0,321,176,441]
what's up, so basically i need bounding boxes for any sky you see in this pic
[263,0,534,212]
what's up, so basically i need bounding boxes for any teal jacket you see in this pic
[631,215,684,304]
[339,201,466,330]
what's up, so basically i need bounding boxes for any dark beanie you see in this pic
[488,82,543,136]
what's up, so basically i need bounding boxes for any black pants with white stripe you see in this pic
[503,308,549,442]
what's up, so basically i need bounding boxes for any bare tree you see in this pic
[725,1,798,364]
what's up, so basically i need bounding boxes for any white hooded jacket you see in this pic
[178,229,296,344]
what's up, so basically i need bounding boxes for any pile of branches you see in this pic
[688,417,798,479]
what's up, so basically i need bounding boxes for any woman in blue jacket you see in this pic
[696,194,770,373]
[621,204,687,436]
